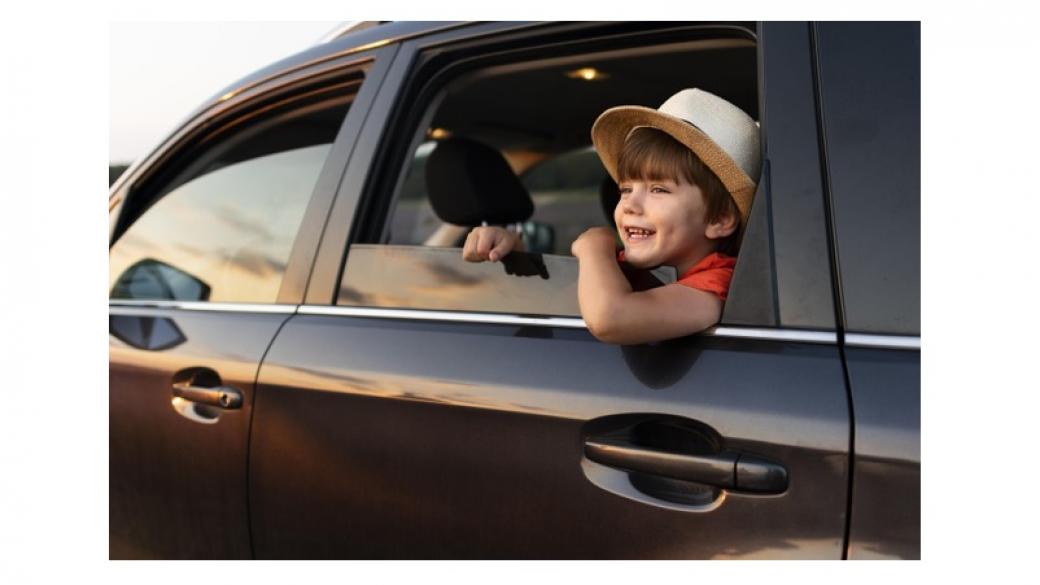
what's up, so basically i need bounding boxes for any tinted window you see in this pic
[110,99,351,303]
[339,245,675,317]
[816,22,920,335]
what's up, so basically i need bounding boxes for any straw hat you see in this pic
[591,88,761,224]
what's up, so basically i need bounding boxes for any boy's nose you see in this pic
[621,189,644,213]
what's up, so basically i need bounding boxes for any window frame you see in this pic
[108,44,398,306]
[310,23,768,314]
[310,22,844,339]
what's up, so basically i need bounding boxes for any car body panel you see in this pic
[250,316,850,559]
[842,347,920,559]
[812,21,921,559]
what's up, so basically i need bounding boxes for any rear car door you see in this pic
[248,22,853,559]
[107,45,394,558]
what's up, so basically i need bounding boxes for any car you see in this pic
[108,20,920,559]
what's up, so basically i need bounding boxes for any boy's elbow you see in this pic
[585,311,647,345]
[585,307,720,346]
[584,309,622,344]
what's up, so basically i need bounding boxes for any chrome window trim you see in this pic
[107,301,920,350]
[294,305,839,345]
[298,305,588,329]
[108,300,297,314]
[845,333,921,351]
[708,326,837,345]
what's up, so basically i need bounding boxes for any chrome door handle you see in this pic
[171,382,243,409]
[584,435,787,493]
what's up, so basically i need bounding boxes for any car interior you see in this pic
[384,35,759,258]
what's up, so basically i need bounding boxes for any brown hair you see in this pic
[616,127,742,255]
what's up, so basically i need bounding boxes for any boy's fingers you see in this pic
[475,229,494,258]
[461,230,475,261]
[489,234,515,262]
[462,229,482,262]
[462,227,511,262]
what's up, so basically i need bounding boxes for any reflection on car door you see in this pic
[110,308,293,558]
[249,316,849,559]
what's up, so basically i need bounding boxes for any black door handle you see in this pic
[584,435,787,493]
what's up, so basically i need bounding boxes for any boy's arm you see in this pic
[572,227,722,345]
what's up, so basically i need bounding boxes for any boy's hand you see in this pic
[462,226,523,262]
[571,227,617,259]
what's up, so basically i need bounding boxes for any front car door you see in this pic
[107,44,394,558]
[247,21,853,559]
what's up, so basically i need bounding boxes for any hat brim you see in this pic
[591,105,757,225]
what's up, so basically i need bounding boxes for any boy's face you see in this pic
[613,177,720,274]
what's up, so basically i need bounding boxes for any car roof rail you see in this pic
[315,21,387,44]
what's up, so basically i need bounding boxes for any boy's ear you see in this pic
[705,210,739,240]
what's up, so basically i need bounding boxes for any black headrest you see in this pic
[425,137,534,226]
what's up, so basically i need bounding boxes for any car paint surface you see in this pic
[250,316,849,559]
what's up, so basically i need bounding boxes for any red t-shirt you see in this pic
[618,251,737,301]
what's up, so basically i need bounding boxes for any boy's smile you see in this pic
[614,178,716,274]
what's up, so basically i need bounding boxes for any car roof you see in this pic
[194,22,469,119]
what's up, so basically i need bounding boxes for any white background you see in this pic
[109,21,339,164]
[1,1,1038,582]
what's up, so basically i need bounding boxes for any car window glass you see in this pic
[386,142,441,246]
[110,98,352,303]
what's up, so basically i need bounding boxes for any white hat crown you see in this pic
[658,88,761,181]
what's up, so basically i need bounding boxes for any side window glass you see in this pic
[386,141,441,246]
[341,34,759,318]
[110,86,356,303]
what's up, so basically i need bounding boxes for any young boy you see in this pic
[462,88,761,345]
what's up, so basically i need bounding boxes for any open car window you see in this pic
[338,28,761,320]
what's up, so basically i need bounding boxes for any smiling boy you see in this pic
[463,88,761,345]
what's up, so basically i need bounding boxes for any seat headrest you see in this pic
[425,137,534,226]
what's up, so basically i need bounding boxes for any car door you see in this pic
[247,21,853,559]
[107,44,395,559]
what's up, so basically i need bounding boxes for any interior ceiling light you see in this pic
[566,67,608,81]
[428,128,451,140]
